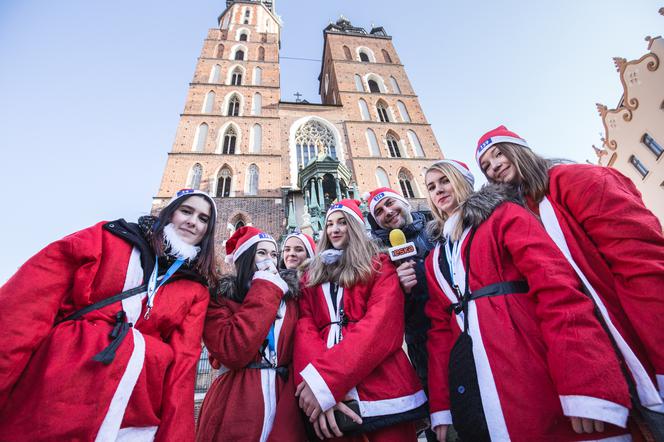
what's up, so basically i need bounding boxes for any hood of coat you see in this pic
[460,183,524,229]
[214,268,300,302]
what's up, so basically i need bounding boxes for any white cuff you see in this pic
[430,410,452,428]
[300,363,336,412]
[559,395,628,428]
[252,271,289,294]
[657,374,664,400]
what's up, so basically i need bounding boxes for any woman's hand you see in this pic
[396,260,417,293]
[312,401,363,439]
[570,417,605,434]
[433,424,448,442]
[295,381,322,421]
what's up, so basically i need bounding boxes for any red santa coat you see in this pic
[528,164,664,412]
[294,254,426,423]
[196,271,306,442]
[0,220,209,442]
[425,191,632,442]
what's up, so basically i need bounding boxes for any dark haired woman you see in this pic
[0,189,218,441]
[476,126,664,435]
[196,226,306,442]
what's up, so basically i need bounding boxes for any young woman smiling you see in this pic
[0,189,218,441]
[279,232,316,270]
[423,160,632,442]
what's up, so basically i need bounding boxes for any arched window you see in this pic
[359,52,370,62]
[358,99,370,121]
[227,95,240,116]
[189,163,203,189]
[216,167,232,197]
[294,120,337,168]
[390,76,401,94]
[222,126,237,154]
[239,33,248,41]
[398,170,416,198]
[193,123,208,152]
[251,124,262,153]
[202,91,215,113]
[247,164,259,195]
[407,130,425,157]
[215,44,224,58]
[397,101,411,122]
[235,50,245,61]
[375,167,390,188]
[386,133,401,158]
[376,100,390,122]
[209,64,221,83]
[354,74,364,92]
[245,9,250,17]
[253,67,262,85]
[368,79,380,93]
[234,219,245,230]
[366,129,380,156]
[382,49,392,63]
[231,67,242,85]
[258,46,265,61]
[251,92,262,115]
[244,19,249,24]
[343,46,352,60]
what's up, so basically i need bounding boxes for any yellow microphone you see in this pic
[388,229,417,262]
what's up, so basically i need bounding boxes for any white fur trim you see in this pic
[657,374,664,399]
[252,271,289,294]
[282,233,314,258]
[259,368,277,442]
[231,234,277,263]
[325,205,364,226]
[560,395,628,428]
[322,282,344,348]
[163,223,201,260]
[359,389,427,417]
[300,363,337,412]
[116,426,158,442]
[476,135,529,165]
[431,244,464,330]
[579,435,631,442]
[368,190,410,216]
[432,160,475,187]
[540,197,664,410]
[431,410,453,428]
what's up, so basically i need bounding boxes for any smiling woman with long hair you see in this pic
[0,189,218,441]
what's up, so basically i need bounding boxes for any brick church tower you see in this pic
[153,0,444,258]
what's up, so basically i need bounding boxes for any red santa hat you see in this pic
[325,199,365,226]
[282,232,316,258]
[431,159,475,187]
[224,226,277,264]
[365,187,411,218]
[475,125,529,165]
[168,188,217,218]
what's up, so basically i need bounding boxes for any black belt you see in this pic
[448,280,529,315]
[245,362,289,381]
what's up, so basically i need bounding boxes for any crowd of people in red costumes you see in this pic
[1,125,663,442]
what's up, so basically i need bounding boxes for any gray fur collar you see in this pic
[214,269,300,302]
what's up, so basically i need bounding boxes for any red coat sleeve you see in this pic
[154,284,209,442]
[424,252,455,427]
[293,276,330,386]
[203,277,285,369]
[498,204,630,408]
[0,223,102,410]
[301,255,405,408]
[554,165,664,375]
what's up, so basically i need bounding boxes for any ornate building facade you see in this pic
[153,0,444,251]
[595,9,664,223]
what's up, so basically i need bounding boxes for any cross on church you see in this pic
[294,91,303,102]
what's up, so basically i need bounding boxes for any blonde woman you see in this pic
[423,160,631,442]
[476,125,664,436]
[294,199,426,441]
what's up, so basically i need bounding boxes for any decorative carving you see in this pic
[659,7,663,16]
[595,103,608,117]
[617,52,660,110]
[613,57,627,72]
[592,144,608,159]
[621,108,633,122]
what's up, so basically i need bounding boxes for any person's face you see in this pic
[426,169,459,217]
[326,211,349,250]
[479,145,518,183]
[282,236,308,269]
[170,196,211,245]
[373,197,408,230]
[255,241,278,266]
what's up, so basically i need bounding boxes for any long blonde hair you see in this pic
[425,162,473,242]
[306,215,380,287]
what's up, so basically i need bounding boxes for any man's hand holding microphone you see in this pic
[388,229,418,294]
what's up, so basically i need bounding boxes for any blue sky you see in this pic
[1,0,662,282]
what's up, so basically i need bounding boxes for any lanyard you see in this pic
[444,239,462,295]
[145,255,185,319]
[266,323,276,353]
